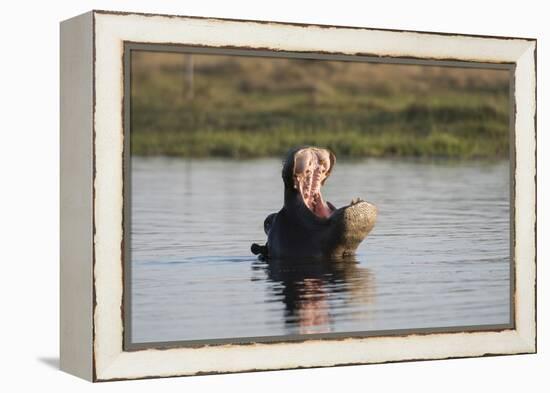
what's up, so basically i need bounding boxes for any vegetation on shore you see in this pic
[131,52,510,159]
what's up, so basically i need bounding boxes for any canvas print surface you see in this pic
[127,50,511,345]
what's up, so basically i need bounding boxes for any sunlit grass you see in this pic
[130,52,510,159]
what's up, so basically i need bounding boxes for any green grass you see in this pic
[130,52,510,159]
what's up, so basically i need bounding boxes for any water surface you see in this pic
[130,157,510,344]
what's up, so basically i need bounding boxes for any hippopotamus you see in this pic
[251,146,377,259]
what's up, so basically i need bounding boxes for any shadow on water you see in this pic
[253,255,375,335]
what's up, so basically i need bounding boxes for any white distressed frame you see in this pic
[61,10,536,382]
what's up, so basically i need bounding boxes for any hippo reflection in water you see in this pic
[251,146,378,259]
[253,255,375,334]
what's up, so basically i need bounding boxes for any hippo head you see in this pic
[278,146,378,257]
[282,146,336,218]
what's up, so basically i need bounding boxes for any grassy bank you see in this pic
[130,52,510,159]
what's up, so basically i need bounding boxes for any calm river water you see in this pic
[130,157,511,344]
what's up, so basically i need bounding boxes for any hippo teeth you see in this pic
[292,147,333,219]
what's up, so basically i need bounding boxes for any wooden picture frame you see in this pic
[60,10,536,381]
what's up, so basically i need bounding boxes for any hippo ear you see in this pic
[322,149,336,185]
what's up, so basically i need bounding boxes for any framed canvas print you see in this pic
[60,10,537,382]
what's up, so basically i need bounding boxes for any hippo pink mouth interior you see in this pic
[293,148,336,219]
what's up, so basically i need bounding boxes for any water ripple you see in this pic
[130,157,511,343]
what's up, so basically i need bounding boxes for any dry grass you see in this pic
[130,51,510,159]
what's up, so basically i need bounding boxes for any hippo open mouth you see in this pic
[292,147,336,219]
[251,145,378,259]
